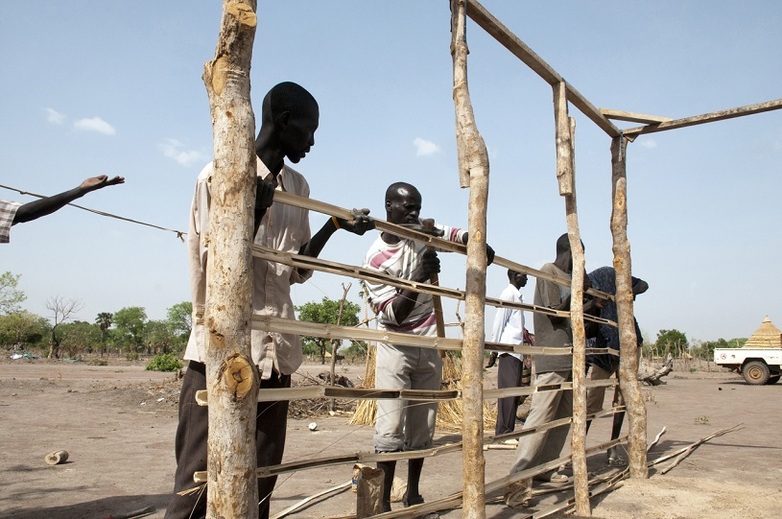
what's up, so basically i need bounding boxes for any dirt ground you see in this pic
[1,357,780,519]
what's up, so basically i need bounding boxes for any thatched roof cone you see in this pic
[743,316,782,348]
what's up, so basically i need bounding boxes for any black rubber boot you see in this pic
[376,460,397,512]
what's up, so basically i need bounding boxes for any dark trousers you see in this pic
[495,354,523,436]
[164,361,290,519]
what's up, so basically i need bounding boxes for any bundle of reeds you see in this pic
[348,344,377,426]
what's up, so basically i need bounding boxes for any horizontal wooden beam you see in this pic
[270,191,615,303]
[465,0,621,137]
[623,98,782,136]
[253,245,615,326]
[600,109,671,124]
[196,386,460,405]
[249,314,613,355]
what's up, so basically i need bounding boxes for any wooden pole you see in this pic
[621,98,782,137]
[202,1,259,518]
[330,283,351,413]
[610,136,648,479]
[554,81,590,516]
[464,0,621,138]
[450,1,489,517]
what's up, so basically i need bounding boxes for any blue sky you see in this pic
[1,1,780,345]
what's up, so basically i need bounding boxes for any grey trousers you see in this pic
[510,370,572,475]
[374,343,442,452]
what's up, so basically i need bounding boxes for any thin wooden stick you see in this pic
[269,480,351,519]
[660,423,743,475]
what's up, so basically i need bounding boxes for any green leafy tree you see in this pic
[59,320,102,358]
[95,312,113,356]
[655,329,688,358]
[0,311,49,350]
[144,319,175,354]
[0,272,26,315]
[113,306,148,354]
[46,296,84,359]
[166,301,193,348]
[295,297,361,364]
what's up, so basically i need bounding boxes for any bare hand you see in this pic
[80,175,125,192]
[255,177,278,219]
[413,249,440,282]
[462,232,495,265]
[337,208,375,236]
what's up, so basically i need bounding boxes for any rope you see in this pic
[0,183,186,241]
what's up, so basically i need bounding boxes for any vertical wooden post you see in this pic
[202,1,259,518]
[554,81,590,516]
[450,1,489,517]
[610,136,648,479]
[329,283,351,413]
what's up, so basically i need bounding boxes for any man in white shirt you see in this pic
[490,269,529,436]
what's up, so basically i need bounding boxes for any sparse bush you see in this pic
[146,353,182,372]
[126,352,140,361]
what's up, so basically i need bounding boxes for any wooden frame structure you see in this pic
[201,1,782,517]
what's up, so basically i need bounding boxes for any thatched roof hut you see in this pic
[743,316,782,348]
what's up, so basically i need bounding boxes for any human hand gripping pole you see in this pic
[399,218,447,343]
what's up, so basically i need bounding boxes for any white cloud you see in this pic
[44,107,66,125]
[639,138,658,149]
[74,116,116,135]
[159,138,206,166]
[413,137,441,157]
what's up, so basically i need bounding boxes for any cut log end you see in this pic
[45,450,68,465]
[220,355,255,398]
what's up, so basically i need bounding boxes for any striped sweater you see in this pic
[362,224,465,338]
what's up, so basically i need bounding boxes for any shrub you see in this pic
[146,353,182,372]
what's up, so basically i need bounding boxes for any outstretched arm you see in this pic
[13,175,125,224]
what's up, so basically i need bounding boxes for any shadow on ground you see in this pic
[3,493,169,519]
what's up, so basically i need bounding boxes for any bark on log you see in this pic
[610,136,648,479]
[202,1,259,517]
[451,1,489,517]
[554,81,590,516]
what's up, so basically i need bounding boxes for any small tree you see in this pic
[166,301,193,352]
[0,310,49,351]
[95,312,113,356]
[59,320,102,358]
[46,296,84,359]
[655,329,688,359]
[295,297,361,364]
[113,306,148,354]
[0,272,26,315]
[144,319,175,354]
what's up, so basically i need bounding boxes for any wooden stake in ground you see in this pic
[554,81,590,517]
[330,283,352,413]
[202,1,259,518]
[451,1,490,517]
[611,135,648,479]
